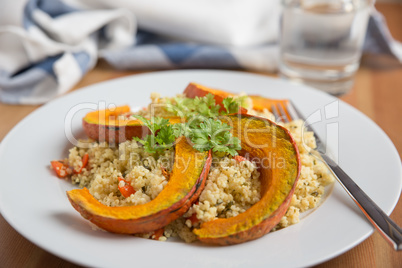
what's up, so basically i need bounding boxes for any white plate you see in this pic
[0,70,401,268]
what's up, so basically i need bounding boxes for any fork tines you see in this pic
[271,100,295,123]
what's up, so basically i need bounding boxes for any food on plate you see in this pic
[183,82,249,113]
[192,114,299,245]
[82,105,181,143]
[183,83,334,229]
[184,82,287,112]
[51,83,333,244]
[67,138,212,234]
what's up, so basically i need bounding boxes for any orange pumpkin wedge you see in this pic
[67,137,212,234]
[183,83,248,113]
[248,95,288,112]
[183,82,288,112]
[82,105,181,143]
[193,113,301,245]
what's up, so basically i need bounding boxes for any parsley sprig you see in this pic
[166,93,241,117]
[133,94,244,156]
[133,116,175,154]
[133,93,245,156]
[222,97,241,114]
[133,115,241,156]
[182,115,241,156]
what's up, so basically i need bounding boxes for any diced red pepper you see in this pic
[74,153,89,174]
[234,155,247,162]
[187,213,199,225]
[152,228,165,240]
[51,160,70,178]
[184,200,200,225]
[118,177,136,197]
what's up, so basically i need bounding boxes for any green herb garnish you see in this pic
[134,94,245,156]
[180,115,241,156]
[133,115,240,156]
[222,97,240,114]
[167,93,243,117]
[133,115,176,154]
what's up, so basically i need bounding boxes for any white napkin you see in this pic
[65,0,281,46]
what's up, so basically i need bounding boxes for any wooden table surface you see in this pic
[1,3,401,268]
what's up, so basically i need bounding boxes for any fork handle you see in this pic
[321,154,402,250]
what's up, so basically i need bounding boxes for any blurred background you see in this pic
[0,0,401,104]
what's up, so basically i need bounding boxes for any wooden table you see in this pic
[1,3,401,268]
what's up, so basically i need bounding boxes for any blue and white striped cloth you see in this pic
[0,0,401,104]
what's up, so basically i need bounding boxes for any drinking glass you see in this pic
[279,0,373,95]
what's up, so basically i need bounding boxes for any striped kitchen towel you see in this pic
[0,0,401,104]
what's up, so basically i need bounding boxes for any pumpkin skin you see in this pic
[193,114,301,245]
[67,138,212,234]
[183,83,248,113]
[82,105,181,143]
[183,82,288,112]
[248,95,289,112]
[183,82,233,100]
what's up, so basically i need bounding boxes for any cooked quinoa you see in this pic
[185,157,261,223]
[277,119,334,228]
[135,92,178,118]
[68,140,174,207]
[164,157,261,243]
[64,92,334,242]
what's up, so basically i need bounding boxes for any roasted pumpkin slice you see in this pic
[67,138,212,234]
[183,83,248,113]
[193,114,300,245]
[82,105,181,143]
[183,82,288,112]
[248,95,289,112]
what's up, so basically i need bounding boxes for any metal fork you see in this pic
[271,100,402,251]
